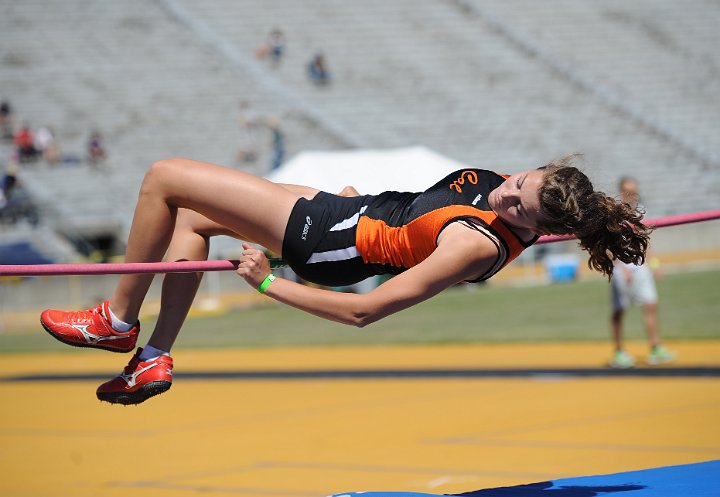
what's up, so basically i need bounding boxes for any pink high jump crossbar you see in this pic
[1,209,719,277]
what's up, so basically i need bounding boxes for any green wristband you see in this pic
[257,273,276,294]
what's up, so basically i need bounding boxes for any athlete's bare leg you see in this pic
[611,309,624,351]
[107,158,305,323]
[145,209,241,352]
[643,302,661,348]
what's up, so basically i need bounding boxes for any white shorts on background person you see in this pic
[611,262,658,311]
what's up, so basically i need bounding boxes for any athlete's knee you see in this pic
[140,158,183,197]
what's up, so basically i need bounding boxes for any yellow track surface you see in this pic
[1,341,719,497]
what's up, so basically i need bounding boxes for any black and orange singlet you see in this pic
[356,169,538,281]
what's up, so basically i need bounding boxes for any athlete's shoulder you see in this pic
[444,168,507,180]
[445,167,501,176]
[436,168,506,194]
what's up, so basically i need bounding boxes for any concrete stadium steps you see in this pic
[19,165,139,230]
[473,0,720,161]
[1,0,342,175]
[0,224,79,263]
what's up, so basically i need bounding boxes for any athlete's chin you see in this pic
[496,211,523,231]
[488,190,498,212]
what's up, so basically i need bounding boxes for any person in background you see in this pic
[609,176,675,368]
[0,164,18,210]
[0,100,14,140]
[266,116,285,171]
[35,126,60,165]
[267,29,286,67]
[14,124,39,163]
[256,29,286,68]
[87,130,106,167]
[307,53,331,86]
[236,101,260,164]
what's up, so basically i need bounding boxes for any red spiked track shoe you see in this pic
[96,348,173,405]
[41,300,139,353]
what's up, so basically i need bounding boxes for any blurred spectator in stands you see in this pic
[0,163,39,226]
[235,101,259,164]
[0,164,18,205]
[268,29,286,67]
[307,53,331,86]
[0,100,14,140]
[87,130,106,167]
[255,29,286,68]
[0,163,18,217]
[14,124,39,163]
[608,176,675,369]
[266,116,285,171]
[35,126,60,165]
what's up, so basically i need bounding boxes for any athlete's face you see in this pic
[488,169,545,232]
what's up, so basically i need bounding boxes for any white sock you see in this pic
[107,306,135,332]
[139,344,170,361]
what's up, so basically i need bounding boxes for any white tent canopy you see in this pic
[265,146,467,194]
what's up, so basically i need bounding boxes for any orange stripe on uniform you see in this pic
[356,206,526,269]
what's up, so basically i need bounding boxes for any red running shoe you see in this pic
[40,300,139,353]
[97,348,173,405]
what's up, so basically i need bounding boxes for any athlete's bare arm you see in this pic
[238,224,498,326]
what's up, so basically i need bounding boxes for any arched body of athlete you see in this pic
[41,155,650,404]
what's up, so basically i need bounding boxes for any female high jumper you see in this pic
[40,154,650,404]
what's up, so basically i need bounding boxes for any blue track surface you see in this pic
[329,460,720,497]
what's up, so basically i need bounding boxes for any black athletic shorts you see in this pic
[282,192,378,287]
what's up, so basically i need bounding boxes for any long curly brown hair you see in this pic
[536,155,652,278]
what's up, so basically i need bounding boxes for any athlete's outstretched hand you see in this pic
[237,242,272,288]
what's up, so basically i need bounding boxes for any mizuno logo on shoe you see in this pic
[120,362,159,388]
[70,324,125,344]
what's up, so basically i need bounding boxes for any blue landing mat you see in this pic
[329,460,719,497]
